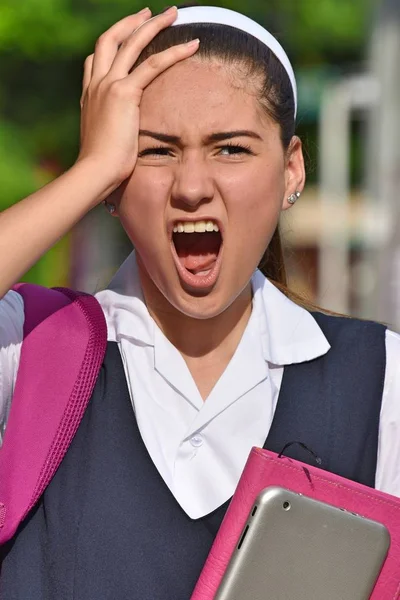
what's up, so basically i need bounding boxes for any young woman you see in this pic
[1,6,399,599]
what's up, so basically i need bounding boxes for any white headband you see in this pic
[173,6,297,118]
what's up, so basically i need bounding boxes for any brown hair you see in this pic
[137,19,324,311]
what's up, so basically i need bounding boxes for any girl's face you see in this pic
[116,58,304,319]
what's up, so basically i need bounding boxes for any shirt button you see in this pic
[190,434,204,448]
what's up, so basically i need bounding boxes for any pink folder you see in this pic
[191,447,400,599]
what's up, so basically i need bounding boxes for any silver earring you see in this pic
[287,191,301,205]
[103,201,116,214]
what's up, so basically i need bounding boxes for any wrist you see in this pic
[71,156,123,206]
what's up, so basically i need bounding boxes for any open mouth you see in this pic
[171,219,223,291]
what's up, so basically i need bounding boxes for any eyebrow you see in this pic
[139,129,263,144]
[139,130,180,144]
[208,130,263,142]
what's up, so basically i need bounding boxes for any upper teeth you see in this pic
[173,220,219,233]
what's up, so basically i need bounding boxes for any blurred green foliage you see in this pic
[0,0,372,173]
[0,121,37,209]
[0,0,373,284]
[0,0,370,59]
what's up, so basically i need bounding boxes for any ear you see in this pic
[282,136,306,211]
[103,185,126,218]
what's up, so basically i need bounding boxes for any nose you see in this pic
[171,154,214,210]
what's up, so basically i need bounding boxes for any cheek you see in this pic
[230,197,281,274]
[117,170,170,249]
[225,166,284,241]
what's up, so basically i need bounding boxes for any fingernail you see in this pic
[163,5,177,14]
[186,38,200,48]
[139,7,151,14]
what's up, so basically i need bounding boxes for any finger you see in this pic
[91,9,152,83]
[124,39,200,96]
[80,54,94,108]
[109,6,180,78]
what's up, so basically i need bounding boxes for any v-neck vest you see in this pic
[0,313,386,599]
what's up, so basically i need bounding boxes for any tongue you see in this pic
[182,253,217,273]
[174,232,220,274]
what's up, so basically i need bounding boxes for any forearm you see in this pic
[0,7,196,299]
[0,158,117,298]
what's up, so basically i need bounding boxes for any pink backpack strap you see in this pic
[0,284,107,545]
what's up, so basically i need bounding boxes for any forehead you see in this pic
[139,59,270,136]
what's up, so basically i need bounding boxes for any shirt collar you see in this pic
[251,269,330,365]
[95,251,155,345]
[96,251,330,364]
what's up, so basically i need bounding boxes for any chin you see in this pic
[137,243,253,321]
[173,292,228,320]
[164,273,251,321]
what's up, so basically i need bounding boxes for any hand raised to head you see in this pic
[78,7,200,190]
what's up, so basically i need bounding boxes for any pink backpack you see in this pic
[0,284,107,545]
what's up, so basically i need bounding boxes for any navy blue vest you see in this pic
[0,313,386,599]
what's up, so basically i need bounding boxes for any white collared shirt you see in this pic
[1,252,400,518]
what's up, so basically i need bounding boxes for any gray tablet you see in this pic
[215,486,390,600]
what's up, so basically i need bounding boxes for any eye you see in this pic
[138,146,172,158]
[217,143,254,156]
